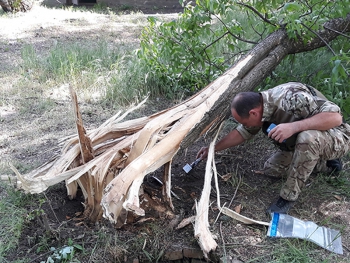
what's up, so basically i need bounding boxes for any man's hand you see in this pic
[268,112,343,143]
[196,147,209,160]
[268,123,297,143]
[196,129,246,159]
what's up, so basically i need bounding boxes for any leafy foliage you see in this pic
[139,0,350,115]
[258,46,350,118]
[40,238,83,263]
[139,0,258,93]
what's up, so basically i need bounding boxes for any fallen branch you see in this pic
[194,123,269,260]
[194,123,222,259]
[212,150,269,226]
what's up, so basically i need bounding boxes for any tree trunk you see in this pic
[0,0,33,12]
[100,28,289,223]
[14,14,350,227]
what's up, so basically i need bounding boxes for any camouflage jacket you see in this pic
[236,82,342,140]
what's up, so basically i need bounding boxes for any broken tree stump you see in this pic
[14,29,290,224]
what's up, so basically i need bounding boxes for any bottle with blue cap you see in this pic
[267,213,343,254]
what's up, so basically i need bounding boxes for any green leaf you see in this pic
[283,2,301,12]
[228,43,235,52]
[73,244,83,251]
[334,59,341,67]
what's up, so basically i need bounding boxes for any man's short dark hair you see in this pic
[231,92,261,118]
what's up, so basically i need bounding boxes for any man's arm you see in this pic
[269,112,343,143]
[197,129,246,159]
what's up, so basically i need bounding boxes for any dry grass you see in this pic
[0,2,177,174]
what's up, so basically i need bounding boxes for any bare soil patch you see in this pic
[41,0,184,14]
[1,3,350,263]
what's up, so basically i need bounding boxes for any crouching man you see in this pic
[197,82,350,214]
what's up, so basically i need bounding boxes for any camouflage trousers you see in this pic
[263,123,350,201]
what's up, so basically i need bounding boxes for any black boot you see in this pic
[326,159,343,173]
[266,197,295,214]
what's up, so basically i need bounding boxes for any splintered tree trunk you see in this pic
[14,15,350,229]
[100,28,289,223]
[0,0,33,12]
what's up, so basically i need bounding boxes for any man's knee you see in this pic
[263,151,292,178]
[294,130,324,157]
[296,130,317,147]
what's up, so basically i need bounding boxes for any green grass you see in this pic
[269,239,331,263]
[20,41,176,105]
[0,183,37,262]
[242,238,342,263]
[0,183,86,263]
[300,165,350,202]
[21,41,120,83]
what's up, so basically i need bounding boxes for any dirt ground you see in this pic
[41,0,185,14]
[1,2,350,263]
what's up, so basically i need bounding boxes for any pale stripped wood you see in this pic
[193,121,269,259]
[211,132,269,226]
[162,161,174,211]
[102,55,254,223]
[220,206,269,226]
[15,103,146,194]
[176,216,195,230]
[69,86,104,220]
[16,30,285,223]
[15,42,275,231]
[194,124,221,259]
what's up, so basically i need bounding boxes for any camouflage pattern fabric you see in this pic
[236,82,341,139]
[235,82,350,201]
[264,150,329,178]
[264,124,350,201]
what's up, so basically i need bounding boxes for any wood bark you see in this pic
[14,14,350,228]
[0,0,33,12]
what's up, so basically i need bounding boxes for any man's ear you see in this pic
[249,108,258,117]
[249,105,262,117]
